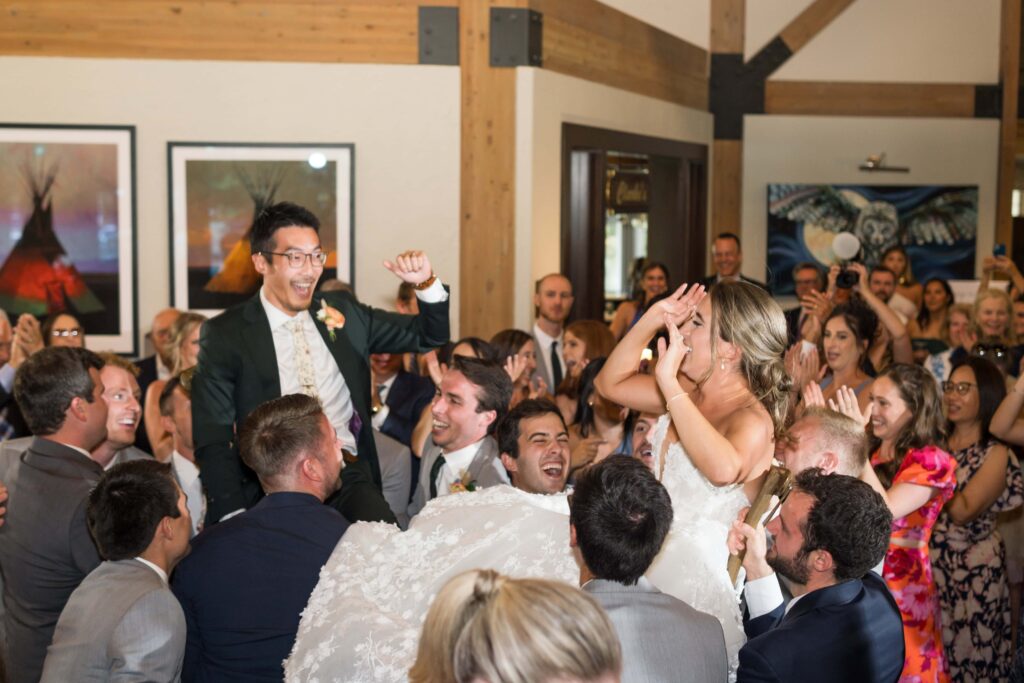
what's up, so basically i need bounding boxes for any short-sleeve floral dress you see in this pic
[872,445,957,683]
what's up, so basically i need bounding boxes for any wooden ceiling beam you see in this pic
[764,81,980,117]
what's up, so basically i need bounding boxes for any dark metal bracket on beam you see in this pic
[490,8,542,67]
[419,6,459,65]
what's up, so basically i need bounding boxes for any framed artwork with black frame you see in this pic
[0,123,137,354]
[168,142,354,317]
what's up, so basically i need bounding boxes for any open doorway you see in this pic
[561,124,708,322]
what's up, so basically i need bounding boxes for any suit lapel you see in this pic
[466,438,502,485]
[311,293,368,412]
[241,294,282,397]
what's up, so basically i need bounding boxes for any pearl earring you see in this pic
[720,360,726,371]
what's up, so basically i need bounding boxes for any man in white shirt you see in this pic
[192,201,451,525]
[532,274,574,391]
[159,373,205,536]
[41,459,191,682]
[408,356,512,517]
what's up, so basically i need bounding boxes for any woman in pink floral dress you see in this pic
[864,363,957,683]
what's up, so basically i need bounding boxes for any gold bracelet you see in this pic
[666,392,688,406]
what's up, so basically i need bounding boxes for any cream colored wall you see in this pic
[770,0,1000,83]
[743,116,999,287]
[0,57,461,348]
[597,0,710,49]
[515,67,713,329]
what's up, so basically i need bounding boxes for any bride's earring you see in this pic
[720,360,726,371]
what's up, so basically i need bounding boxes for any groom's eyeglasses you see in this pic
[262,250,327,269]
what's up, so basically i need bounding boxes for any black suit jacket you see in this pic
[737,572,904,683]
[171,492,348,683]
[191,288,450,525]
[0,438,103,683]
[784,306,803,346]
[133,355,157,454]
[379,370,435,449]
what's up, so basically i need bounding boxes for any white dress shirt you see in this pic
[371,374,398,430]
[435,439,508,495]
[532,323,564,386]
[260,288,358,454]
[133,557,169,584]
[171,451,205,537]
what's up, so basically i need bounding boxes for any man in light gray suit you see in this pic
[41,459,191,682]
[408,356,512,518]
[572,457,727,683]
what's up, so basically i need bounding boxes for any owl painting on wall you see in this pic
[766,184,978,297]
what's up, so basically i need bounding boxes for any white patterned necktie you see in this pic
[289,317,320,399]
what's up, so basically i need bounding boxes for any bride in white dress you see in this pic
[285,281,790,682]
[594,280,792,675]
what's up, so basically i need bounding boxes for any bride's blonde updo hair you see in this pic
[705,281,792,440]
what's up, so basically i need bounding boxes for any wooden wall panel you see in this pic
[459,0,518,337]
[778,0,856,54]
[0,0,453,63]
[710,0,745,54]
[765,81,977,117]
[531,0,708,110]
[712,140,742,232]
[997,0,1021,250]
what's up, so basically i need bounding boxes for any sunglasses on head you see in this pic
[972,343,1008,359]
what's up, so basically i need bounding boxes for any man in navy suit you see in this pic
[728,469,904,683]
[172,394,349,682]
[370,352,434,449]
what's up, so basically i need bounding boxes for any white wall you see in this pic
[597,0,709,49]
[770,0,1000,83]
[515,67,713,328]
[743,115,1000,285]
[0,57,461,349]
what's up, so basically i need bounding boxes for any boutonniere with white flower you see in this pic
[449,469,478,494]
[316,299,345,341]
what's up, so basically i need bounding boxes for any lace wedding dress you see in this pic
[644,414,748,677]
[286,414,748,682]
[285,485,578,682]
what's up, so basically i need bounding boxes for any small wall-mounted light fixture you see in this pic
[858,153,909,173]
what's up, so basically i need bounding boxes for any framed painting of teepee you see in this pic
[168,142,353,317]
[0,124,137,354]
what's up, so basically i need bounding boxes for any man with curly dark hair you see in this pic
[728,469,904,682]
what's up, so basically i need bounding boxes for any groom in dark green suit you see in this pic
[191,202,450,525]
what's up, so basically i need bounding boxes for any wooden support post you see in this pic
[711,140,742,232]
[458,0,519,337]
[997,0,1021,251]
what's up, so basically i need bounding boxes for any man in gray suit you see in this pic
[0,347,109,683]
[571,457,727,683]
[41,460,191,682]
[408,356,512,518]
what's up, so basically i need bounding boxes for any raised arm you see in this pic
[945,443,1009,525]
[991,373,1024,445]
[594,284,705,415]
[655,315,769,486]
[851,263,913,365]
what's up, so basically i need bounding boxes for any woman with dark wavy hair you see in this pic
[863,362,956,683]
[931,357,1022,682]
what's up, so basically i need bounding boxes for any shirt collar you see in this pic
[134,557,168,583]
[442,439,485,471]
[377,374,398,393]
[259,286,309,331]
[58,441,95,461]
[532,323,561,348]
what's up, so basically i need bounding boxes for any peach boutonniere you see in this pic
[315,299,345,341]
